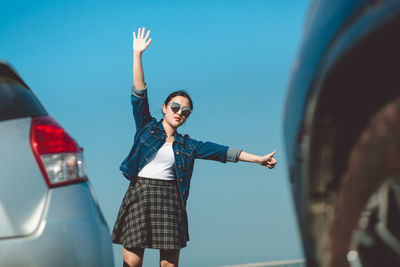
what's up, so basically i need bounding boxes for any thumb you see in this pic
[267,149,276,158]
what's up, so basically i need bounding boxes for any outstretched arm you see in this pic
[238,149,277,169]
[192,139,277,169]
[133,27,152,90]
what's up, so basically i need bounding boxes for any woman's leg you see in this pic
[160,249,180,267]
[123,247,145,267]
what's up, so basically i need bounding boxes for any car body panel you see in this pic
[284,0,367,166]
[0,182,113,267]
[0,117,48,238]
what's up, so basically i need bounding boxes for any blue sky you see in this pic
[1,0,310,266]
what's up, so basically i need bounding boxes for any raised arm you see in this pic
[238,149,277,169]
[133,27,152,89]
[130,27,153,130]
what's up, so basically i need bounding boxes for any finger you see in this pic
[144,30,151,41]
[267,163,275,169]
[267,149,277,158]
[145,38,152,47]
[133,31,136,40]
[138,28,142,38]
[141,27,146,38]
[264,162,273,168]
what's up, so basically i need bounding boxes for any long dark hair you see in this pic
[164,90,193,110]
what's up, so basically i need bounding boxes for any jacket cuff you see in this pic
[131,86,147,99]
[226,147,242,163]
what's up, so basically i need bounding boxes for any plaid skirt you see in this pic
[112,177,189,250]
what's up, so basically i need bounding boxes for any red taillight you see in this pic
[30,116,87,188]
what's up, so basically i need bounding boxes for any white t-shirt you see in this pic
[138,142,176,180]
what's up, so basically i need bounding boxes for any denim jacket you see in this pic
[120,87,242,208]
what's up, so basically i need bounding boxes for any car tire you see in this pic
[326,96,400,267]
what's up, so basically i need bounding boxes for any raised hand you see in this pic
[133,27,152,54]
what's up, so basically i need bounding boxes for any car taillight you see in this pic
[30,116,88,188]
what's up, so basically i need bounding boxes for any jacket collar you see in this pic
[157,119,184,144]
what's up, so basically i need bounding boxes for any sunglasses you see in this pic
[168,102,192,117]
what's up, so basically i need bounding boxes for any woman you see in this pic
[112,27,277,267]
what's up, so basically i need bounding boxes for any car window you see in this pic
[0,79,47,122]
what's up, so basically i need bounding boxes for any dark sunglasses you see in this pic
[168,102,192,117]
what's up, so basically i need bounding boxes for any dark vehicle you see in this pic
[0,61,114,266]
[284,1,400,267]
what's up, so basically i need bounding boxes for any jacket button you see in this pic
[180,178,183,182]
[178,165,181,168]
[176,151,180,155]
[183,191,186,195]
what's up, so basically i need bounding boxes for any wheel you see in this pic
[326,96,400,267]
[349,174,400,267]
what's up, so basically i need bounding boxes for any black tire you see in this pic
[327,96,400,267]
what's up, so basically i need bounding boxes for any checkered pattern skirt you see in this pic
[112,177,189,250]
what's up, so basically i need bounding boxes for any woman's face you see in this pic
[162,96,192,129]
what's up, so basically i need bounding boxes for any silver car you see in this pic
[0,61,114,266]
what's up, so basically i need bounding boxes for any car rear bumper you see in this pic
[0,182,114,267]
